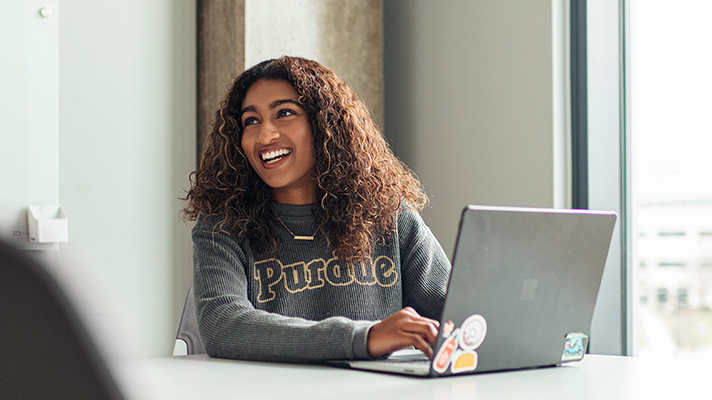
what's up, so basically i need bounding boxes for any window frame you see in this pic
[572,0,632,355]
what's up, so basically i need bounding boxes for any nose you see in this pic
[257,121,280,144]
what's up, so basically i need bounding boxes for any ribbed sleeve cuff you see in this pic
[352,321,379,359]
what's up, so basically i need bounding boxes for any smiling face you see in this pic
[240,79,317,205]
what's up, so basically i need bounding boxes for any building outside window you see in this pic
[631,0,712,358]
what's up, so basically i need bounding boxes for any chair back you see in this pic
[0,238,124,400]
[174,285,206,355]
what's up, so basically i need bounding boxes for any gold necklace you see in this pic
[272,210,321,240]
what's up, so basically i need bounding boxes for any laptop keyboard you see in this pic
[381,358,430,364]
[383,348,430,363]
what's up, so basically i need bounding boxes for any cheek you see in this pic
[240,134,258,168]
[301,125,316,160]
[240,133,249,153]
[301,140,316,169]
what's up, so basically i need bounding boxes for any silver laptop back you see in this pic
[430,205,617,376]
[330,205,616,377]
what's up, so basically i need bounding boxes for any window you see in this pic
[583,0,628,355]
[630,0,712,358]
[657,262,686,268]
[657,288,668,305]
[677,288,689,308]
[584,0,712,357]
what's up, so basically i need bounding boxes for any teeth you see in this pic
[261,148,291,162]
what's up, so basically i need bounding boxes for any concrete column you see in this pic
[197,0,245,157]
[244,0,384,129]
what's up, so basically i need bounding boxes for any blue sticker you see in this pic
[561,333,587,361]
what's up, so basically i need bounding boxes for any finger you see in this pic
[400,307,419,318]
[403,309,440,328]
[407,332,434,359]
[410,323,439,344]
[429,318,441,329]
[398,308,440,329]
[402,319,440,343]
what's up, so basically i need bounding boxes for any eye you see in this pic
[277,109,296,118]
[243,116,259,126]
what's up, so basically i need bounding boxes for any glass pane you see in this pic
[632,0,712,358]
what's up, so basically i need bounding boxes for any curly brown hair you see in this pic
[183,56,427,262]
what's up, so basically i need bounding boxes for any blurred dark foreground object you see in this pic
[0,236,125,400]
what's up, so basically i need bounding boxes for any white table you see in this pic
[115,354,709,400]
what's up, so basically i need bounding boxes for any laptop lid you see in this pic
[430,205,617,376]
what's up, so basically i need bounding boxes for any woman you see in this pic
[183,56,450,363]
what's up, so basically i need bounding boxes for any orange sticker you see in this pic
[450,350,478,374]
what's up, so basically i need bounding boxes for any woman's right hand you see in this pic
[366,307,440,359]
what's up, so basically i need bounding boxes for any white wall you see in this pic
[0,0,60,250]
[57,0,196,356]
[384,0,569,255]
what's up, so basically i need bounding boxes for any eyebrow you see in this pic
[240,99,301,116]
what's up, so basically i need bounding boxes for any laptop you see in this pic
[328,205,617,377]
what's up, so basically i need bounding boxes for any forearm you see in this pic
[196,298,375,362]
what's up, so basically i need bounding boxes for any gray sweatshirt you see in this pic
[192,202,451,363]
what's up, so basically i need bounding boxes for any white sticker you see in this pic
[458,314,487,351]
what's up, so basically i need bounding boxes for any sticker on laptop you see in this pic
[561,333,588,362]
[459,314,487,351]
[442,320,455,338]
[433,328,459,373]
[450,349,478,373]
[433,314,488,374]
